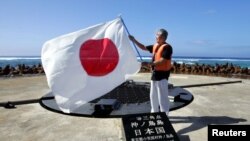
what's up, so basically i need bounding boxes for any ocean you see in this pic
[138,56,250,69]
[0,56,41,68]
[0,56,250,69]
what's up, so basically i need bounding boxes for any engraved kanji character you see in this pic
[155,127,165,134]
[131,122,139,128]
[149,115,155,120]
[156,120,164,126]
[136,116,142,121]
[156,115,162,119]
[148,121,156,126]
[145,128,154,135]
[134,129,142,136]
[140,122,146,127]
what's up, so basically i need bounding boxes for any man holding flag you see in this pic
[129,29,173,115]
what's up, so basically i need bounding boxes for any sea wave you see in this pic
[175,61,195,65]
[173,58,200,62]
[137,56,250,68]
[173,58,250,62]
[0,57,41,60]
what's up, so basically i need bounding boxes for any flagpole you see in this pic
[119,16,143,62]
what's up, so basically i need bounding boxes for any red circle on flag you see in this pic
[79,38,119,76]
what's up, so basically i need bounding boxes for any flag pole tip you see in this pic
[117,14,122,18]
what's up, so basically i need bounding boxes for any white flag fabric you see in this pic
[41,18,141,113]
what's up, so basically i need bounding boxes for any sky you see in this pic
[0,0,249,58]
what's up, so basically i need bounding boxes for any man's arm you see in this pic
[128,35,148,51]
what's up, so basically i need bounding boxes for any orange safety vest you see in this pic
[153,43,172,71]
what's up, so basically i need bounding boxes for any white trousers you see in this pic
[150,79,169,115]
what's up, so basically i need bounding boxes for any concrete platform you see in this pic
[40,81,193,118]
[1,73,250,141]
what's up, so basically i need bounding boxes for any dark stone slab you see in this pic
[122,112,180,141]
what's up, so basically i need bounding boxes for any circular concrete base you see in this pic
[40,80,193,118]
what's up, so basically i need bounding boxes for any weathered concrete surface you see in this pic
[0,74,249,141]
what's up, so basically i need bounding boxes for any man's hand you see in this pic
[128,35,148,51]
[128,35,135,42]
[150,62,155,67]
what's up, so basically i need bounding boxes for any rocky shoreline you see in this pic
[0,62,250,79]
[0,64,44,77]
[140,62,250,79]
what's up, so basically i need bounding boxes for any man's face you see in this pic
[156,32,165,44]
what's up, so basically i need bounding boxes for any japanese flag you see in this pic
[41,18,141,113]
